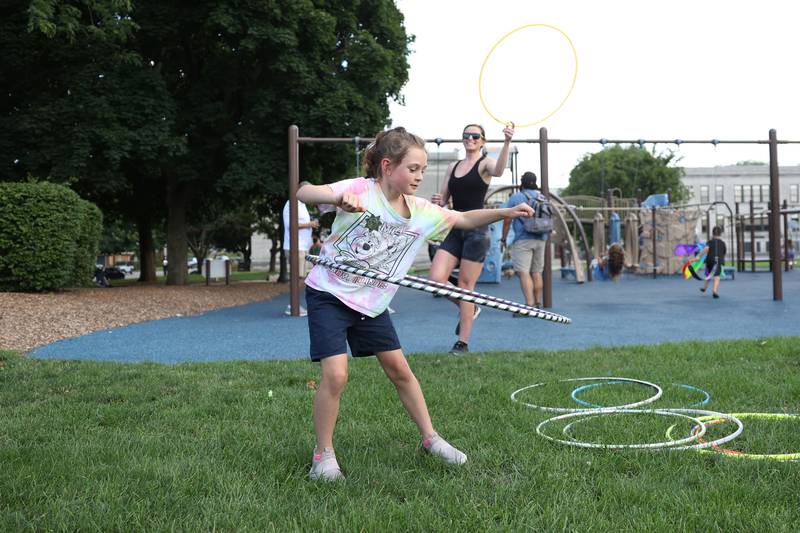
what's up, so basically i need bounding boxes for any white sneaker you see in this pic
[309,447,345,481]
[284,304,308,317]
[422,433,467,465]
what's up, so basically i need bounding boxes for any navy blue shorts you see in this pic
[305,286,401,362]
[438,227,491,263]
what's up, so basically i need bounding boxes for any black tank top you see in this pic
[448,155,488,211]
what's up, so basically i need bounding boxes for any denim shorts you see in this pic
[438,227,491,263]
[305,286,401,361]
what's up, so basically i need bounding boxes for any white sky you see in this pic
[388,0,800,189]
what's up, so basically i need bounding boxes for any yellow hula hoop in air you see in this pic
[478,23,578,128]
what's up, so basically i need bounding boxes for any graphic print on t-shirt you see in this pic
[332,211,419,276]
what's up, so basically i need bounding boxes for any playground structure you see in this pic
[286,126,799,316]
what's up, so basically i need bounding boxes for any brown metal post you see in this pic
[749,199,755,272]
[288,125,301,315]
[539,127,552,308]
[766,205,772,272]
[728,210,734,273]
[651,206,657,278]
[768,129,782,300]
[783,199,790,272]
[734,203,742,271]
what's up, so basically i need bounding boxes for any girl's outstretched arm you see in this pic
[454,203,533,230]
[297,183,365,213]
[297,184,337,205]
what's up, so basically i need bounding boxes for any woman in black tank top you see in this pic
[428,123,515,354]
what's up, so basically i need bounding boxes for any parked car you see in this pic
[116,264,134,275]
[103,266,126,280]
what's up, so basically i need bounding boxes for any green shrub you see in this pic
[71,200,103,287]
[0,181,103,292]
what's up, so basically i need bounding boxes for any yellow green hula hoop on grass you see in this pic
[478,23,578,128]
[666,412,800,461]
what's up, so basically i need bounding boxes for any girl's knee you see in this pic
[385,360,414,384]
[321,366,349,392]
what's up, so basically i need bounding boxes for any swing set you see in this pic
[286,126,799,316]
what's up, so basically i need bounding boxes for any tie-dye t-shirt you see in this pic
[305,177,458,317]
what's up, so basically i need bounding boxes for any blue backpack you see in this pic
[521,191,554,234]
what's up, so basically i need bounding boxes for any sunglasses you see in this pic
[462,132,484,140]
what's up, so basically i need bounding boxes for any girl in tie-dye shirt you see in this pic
[297,127,534,481]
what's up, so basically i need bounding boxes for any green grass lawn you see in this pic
[1,339,799,531]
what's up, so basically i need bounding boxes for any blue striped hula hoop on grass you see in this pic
[571,381,711,409]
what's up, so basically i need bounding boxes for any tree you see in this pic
[561,145,689,203]
[132,0,412,285]
[2,0,412,287]
[1,0,183,282]
[211,207,257,270]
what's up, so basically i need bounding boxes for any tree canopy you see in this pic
[561,144,688,203]
[1,0,412,285]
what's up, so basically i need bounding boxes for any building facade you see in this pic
[682,164,800,260]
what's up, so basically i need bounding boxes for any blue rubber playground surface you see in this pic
[31,270,799,364]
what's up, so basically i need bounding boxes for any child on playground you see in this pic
[296,127,534,481]
[591,243,625,281]
[700,226,726,298]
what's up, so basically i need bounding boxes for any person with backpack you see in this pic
[501,172,552,310]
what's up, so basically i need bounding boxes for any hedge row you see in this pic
[0,182,103,292]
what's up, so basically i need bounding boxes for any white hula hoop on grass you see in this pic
[666,412,800,461]
[306,255,571,324]
[537,408,708,450]
[510,377,662,413]
[539,408,743,451]
[657,409,744,451]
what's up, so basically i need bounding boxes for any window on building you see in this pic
[761,185,770,203]
[715,185,724,202]
[734,185,743,203]
[791,184,799,204]
[700,185,709,203]
[743,185,752,202]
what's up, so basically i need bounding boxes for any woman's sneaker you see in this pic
[309,447,345,481]
[422,433,467,465]
[449,340,469,355]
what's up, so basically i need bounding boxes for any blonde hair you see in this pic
[363,127,426,179]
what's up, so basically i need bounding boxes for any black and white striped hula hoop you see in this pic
[403,273,546,314]
[306,255,571,325]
